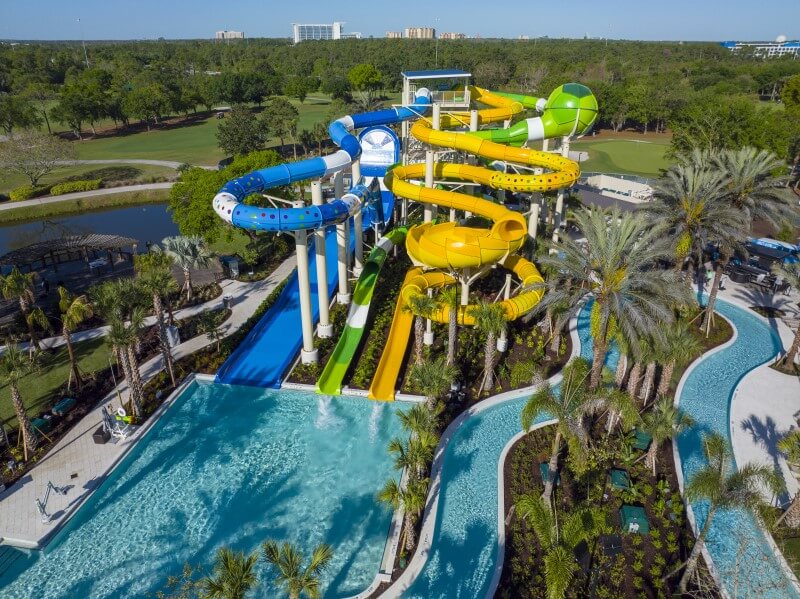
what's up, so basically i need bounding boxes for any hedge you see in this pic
[9,184,52,201]
[50,179,103,195]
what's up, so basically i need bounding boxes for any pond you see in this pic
[0,204,180,255]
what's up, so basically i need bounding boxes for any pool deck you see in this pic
[0,256,295,549]
[715,281,800,507]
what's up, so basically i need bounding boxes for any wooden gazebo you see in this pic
[0,234,139,273]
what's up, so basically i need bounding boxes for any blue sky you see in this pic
[2,0,798,41]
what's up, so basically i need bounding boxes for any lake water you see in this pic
[0,204,180,255]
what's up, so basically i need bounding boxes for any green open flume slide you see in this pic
[316,227,408,396]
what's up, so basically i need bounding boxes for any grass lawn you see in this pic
[570,137,672,177]
[0,189,171,225]
[209,229,252,256]
[0,163,175,195]
[71,93,403,167]
[0,336,111,428]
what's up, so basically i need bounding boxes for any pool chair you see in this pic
[101,406,133,442]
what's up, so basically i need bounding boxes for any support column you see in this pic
[497,274,512,352]
[353,207,363,276]
[293,200,318,364]
[352,159,361,185]
[424,288,434,346]
[334,170,350,304]
[460,268,471,306]
[424,150,434,223]
[528,203,540,244]
[466,109,479,217]
[551,136,570,244]
[311,182,332,338]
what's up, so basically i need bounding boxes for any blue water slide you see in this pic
[212,90,431,234]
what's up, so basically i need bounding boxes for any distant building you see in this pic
[439,32,465,40]
[386,31,403,39]
[215,30,244,41]
[720,40,800,58]
[292,22,360,44]
[404,27,436,39]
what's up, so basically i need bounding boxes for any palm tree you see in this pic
[162,235,213,301]
[262,540,333,599]
[388,436,433,481]
[199,311,224,353]
[469,300,507,393]
[656,321,701,398]
[397,402,441,459]
[515,494,605,599]
[639,396,694,476]
[201,547,259,599]
[0,344,40,460]
[637,339,659,406]
[603,388,638,437]
[676,432,784,593]
[539,207,689,390]
[772,262,800,367]
[520,358,610,506]
[438,286,460,366]
[377,476,429,551]
[646,163,742,288]
[105,310,146,419]
[409,356,457,409]
[57,287,93,391]
[405,293,438,366]
[136,251,179,387]
[0,267,48,349]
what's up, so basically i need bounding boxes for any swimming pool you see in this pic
[396,304,618,598]
[0,382,407,598]
[675,298,799,598]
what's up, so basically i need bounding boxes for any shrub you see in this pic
[9,184,51,201]
[49,179,102,195]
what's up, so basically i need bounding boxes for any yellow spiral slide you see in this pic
[367,85,595,401]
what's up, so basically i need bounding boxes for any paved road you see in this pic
[0,182,174,212]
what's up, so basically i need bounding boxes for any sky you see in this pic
[1,0,799,42]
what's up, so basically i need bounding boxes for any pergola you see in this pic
[0,234,139,273]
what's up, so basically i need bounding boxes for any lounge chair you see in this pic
[101,406,133,442]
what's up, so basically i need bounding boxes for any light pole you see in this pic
[77,18,89,68]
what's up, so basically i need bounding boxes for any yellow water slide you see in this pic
[367,85,597,401]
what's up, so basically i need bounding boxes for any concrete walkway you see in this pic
[0,256,296,548]
[0,182,174,212]
[715,280,800,507]
[54,159,203,170]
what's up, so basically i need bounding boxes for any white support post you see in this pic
[424,288,434,346]
[460,268,471,306]
[353,159,363,277]
[424,150,434,223]
[497,274,512,352]
[551,136,570,244]
[352,159,361,185]
[293,200,318,364]
[528,203,540,243]
[337,220,350,304]
[311,182,332,338]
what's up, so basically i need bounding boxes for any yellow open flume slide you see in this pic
[367,85,598,401]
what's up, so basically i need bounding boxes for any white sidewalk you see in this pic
[0,256,295,548]
[715,280,800,507]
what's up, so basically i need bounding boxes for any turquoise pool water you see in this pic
[401,304,618,598]
[675,298,798,598]
[0,383,407,598]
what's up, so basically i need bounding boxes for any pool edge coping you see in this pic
[671,295,800,598]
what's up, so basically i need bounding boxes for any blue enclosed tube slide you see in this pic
[212,89,431,232]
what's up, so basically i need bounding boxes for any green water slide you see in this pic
[316,227,408,396]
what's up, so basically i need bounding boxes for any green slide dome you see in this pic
[541,83,599,138]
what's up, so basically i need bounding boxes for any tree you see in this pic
[262,540,333,599]
[57,287,93,391]
[0,267,48,349]
[516,494,605,599]
[438,286,460,367]
[261,97,298,149]
[640,396,694,475]
[377,476,429,551]
[311,122,327,155]
[0,128,75,186]
[22,82,56,134]
[284,76,313,104]
[201,547,259,599]
[136,251,179,387]
[538,207,689,390]
[409,356,457,409]
[772,262,800,367]
[123,83,170,130]
[469,300,506,392]
[0,93,40,136]
[51,83,89,139]
[782,74,800,115]
[161,236,213,301]
[347,63,383,105]
[0,344,40,460]
[473,61,511,89]
[647,162,743,288]
[199,311,224,353]
[675,433,783,593]
[656,321,701,398]
[216,105,268,157]
[405,293,438,365]
[520,358,610,506]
